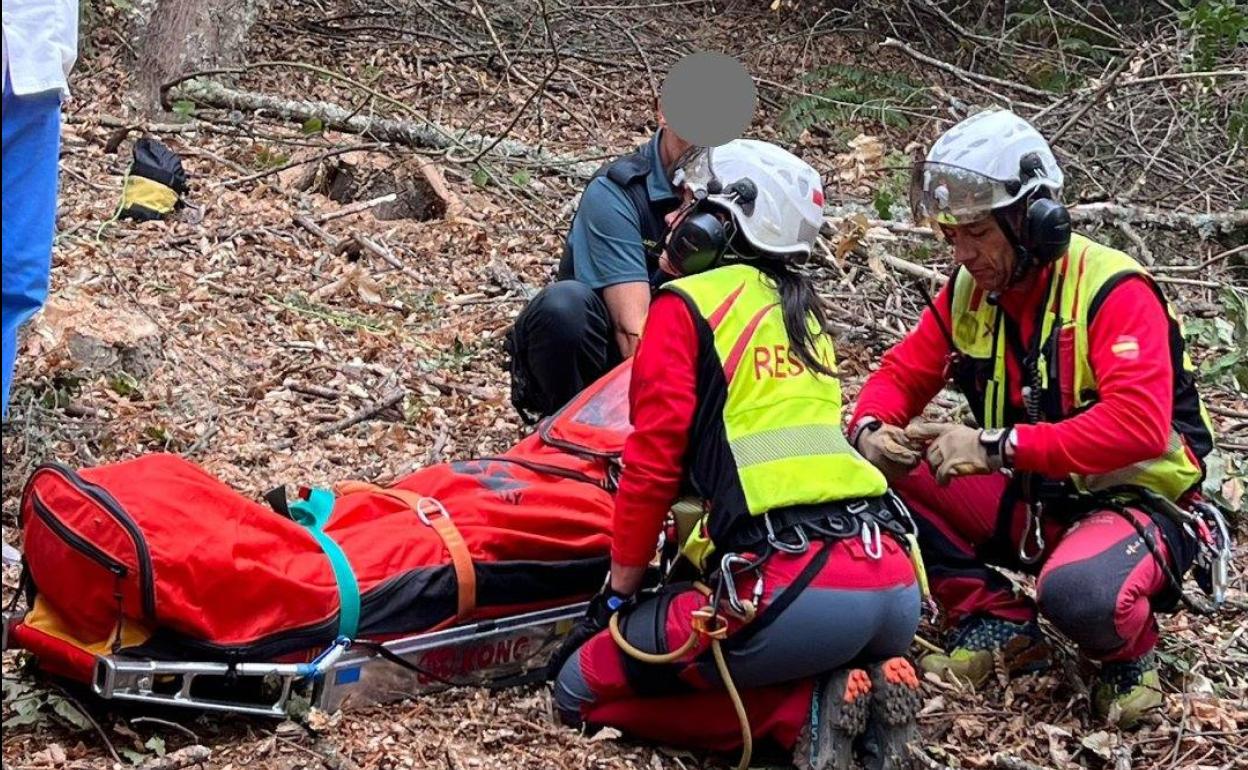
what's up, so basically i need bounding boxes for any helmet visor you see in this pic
[909,161,1016,227]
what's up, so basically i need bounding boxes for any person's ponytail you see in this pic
[750,258,835,377]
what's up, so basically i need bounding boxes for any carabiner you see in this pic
[765,512,810,554]
[1018,503,1046,565]
[1194,501,1232,607]
[719,554,752,616]
[861,521,883,560]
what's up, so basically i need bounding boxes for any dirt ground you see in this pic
[3,1,1246,768]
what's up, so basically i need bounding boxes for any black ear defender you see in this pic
[664,177,759,276]
[1012,152,1072,268]
[1021,197,1071,266]
[668,209,728,275]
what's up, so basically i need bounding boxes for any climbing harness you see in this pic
[1102,486,1233,613]
[607,561,759,770]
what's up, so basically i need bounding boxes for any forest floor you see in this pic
[3,1,1246,768]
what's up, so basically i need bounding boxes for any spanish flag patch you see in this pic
[1111,335,1140,360]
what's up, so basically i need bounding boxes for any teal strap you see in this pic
[289,487,361,639]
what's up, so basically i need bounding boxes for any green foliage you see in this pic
[2,679,93,732]
[779,65,923,139]
[171,100,197,119]
[471,168,491,188]
[1230,97,1248,146]
[1003,2,1118,80]
[40,373,85,410]
[872,150,912,220]
[1183,286,1248,392]
[301,117,325,135]
[509,169,532,187]
[1179,0,1248,71]
[109,371,142,399]
[253,146,290,171]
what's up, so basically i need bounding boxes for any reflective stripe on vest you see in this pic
[949,233,1213,500]
[663,264,887,564]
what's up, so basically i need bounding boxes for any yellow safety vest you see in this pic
[948,233,1214,501]
[661,263,887,567]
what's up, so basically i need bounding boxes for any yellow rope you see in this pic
[606,581,755,770]
[608,613,699,664]
[711,638,752,770]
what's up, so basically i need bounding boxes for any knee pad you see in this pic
[1037,562,1124,655]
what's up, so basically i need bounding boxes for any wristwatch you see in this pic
[980,428,1011,470]
[851,417,883,449]
[604,590,631,612]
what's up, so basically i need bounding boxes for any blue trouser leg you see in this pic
[2,78,63,418]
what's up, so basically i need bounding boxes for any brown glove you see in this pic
[906,422,991,486]
[855,422,921,482]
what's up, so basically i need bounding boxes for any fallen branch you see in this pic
[284,379,342,400]
[314,193,398,224]
[1070,202,1248,235]
[880,37,1050,102]
[1154,244,1248,273]
[130,716,201,743]
[825,202,1248,241]
[294,215,339,246]
[881,254,947,285]
[350,234,424,282]
[169,79,601,179]
[52,684,121,765]
[1050,57,1133,144]
[273,388,406,450]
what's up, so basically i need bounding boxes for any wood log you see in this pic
[169,79,602,179]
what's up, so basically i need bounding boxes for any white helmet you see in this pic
[675,139,825,260]
[910,109,1063,226]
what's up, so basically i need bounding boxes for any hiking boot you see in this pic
[1093,654,1163,729]
[919,616,1051,687]
[859,657,921,770]
[794,667,872,770]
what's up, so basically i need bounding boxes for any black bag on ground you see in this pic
[120,137,190,221]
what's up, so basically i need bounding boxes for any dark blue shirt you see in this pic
[565,131,679,290]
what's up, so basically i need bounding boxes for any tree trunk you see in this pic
[135,0,269,110]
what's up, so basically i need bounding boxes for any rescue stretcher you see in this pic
[3,364,640,719]
[5,601,586,718]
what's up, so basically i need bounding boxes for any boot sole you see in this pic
[865,658,921,770]
[794,668,872,770]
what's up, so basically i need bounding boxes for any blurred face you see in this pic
[942,216,1017,293]
[657,110,694,175]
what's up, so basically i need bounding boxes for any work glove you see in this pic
[906,423,998,486]
[854,421,921,482]
[545,585,635,682]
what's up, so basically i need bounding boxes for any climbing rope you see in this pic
[606,580,756,770]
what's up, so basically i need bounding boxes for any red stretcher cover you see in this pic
[11,362,633,684]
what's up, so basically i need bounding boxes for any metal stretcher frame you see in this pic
[3,602,587,718]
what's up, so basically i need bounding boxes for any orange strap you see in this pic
[334,481,477,623]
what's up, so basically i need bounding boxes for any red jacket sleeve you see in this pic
[1013,276,1174,476]
[850,282,953,432]
[611,292,699,567]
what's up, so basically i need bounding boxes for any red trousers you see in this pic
[553,535,919,752]
[894,465,1190,662]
